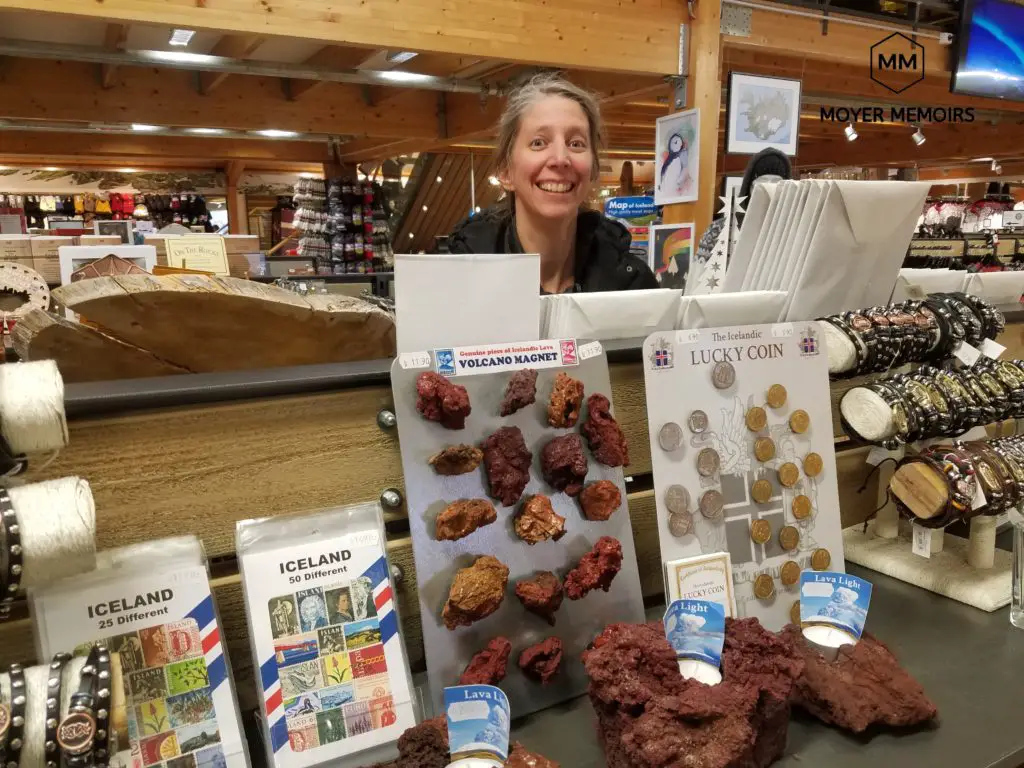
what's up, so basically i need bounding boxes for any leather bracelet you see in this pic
[2,663,26,768]
[59,645,100,767]
[45,652,71,768]
[0,489,21,622]
[970,441,1019,510]
[92,647,112,768]
[908,373,954,435]
[894,453,968,528]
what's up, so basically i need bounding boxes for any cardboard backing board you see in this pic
[642,322,845,632]
[390,339,645,717]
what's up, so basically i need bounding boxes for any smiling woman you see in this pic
[446,73,658,294]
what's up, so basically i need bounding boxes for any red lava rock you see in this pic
[579,480,622,521]
[416,372,471,430]
[547,372,584,428]
[564,536,622,600]
[518,637,563,684]
[515,572,564,625]
[540,433,588,496]
[459,637,513,686]
[501,369,538,417]
[482,426,533,507]
[581,393,629,467]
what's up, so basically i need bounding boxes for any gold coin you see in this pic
[753,573,775,600]
[811,548,831,571]
[778,462,800,488]
[792,495,813,520]
[750,519,772,544]
[803,452,824,478]
[754,437,776,463]
[745,406,768,432]
[766,384,788,409]
[778,525,799,551]
[780,560,801,586]
[789,409,811,434]
[751,479,773,504]
[790,600,801,625]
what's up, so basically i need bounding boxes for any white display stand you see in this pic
[843,523,1011,611]
[643,322,846,631]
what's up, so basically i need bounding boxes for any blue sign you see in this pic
[663,599,726,668]
[435,348,455,376]
[444,684,510,761]
[799,571,873,640]
[604,196,656,219]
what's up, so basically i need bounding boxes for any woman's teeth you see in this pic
[537,182,574,193]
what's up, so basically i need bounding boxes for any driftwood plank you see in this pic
[53,275,395,374]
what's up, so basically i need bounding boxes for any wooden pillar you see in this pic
[225,160,245,234]
[663,0,722,236]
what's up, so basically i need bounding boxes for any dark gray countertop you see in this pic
[504,561,1024,768]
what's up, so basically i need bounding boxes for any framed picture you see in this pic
[648,222,695,291]
[94,219,134,244]
[654,109,700,206]
[58,244,157,319]
[725,72,802,157]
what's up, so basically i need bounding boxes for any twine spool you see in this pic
[8,477,96,590]
[0,360,69,455]
[822,322,858,375]
[840,388,895,442]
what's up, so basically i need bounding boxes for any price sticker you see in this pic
[677,329,700,344]
[578,341,603,361]
[978,338,1006,359]
[953,341,981,367]
[399,351,432,370]
[866,446,905,466]
[972,482,987,511]
[911,523,931,559]
[771,324,795,338]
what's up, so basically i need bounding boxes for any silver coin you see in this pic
[699,489,725,520]
[668,511,694,538]
[688,410,709,434]
[665,484,690,515]
[712,361,736,390]
[697,448,721,477]
[658,422,684,452]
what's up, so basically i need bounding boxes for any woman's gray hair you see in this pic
[495,72,605,184]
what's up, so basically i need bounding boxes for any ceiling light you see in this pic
[973,157,994,162]
[600,189,611,197]
[385,51,418,64]
[436,176,443,183]
[911,125,926,146]
[147,50,216,65]
[117,168,138,173]
[43,167,61,171]
[408,232,415,239]
[844,122,858,141]
[186,127,226,135]
[488,176,500,186]
[992,159,1003,174]
[254,129,300,138]
[422,204,428,211]
[168,29,196,47]
[131,124,162,132]
[376,71,434,84]
[299,172,319,179]
[475,206,481,213]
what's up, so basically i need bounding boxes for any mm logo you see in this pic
[870,32,925,94]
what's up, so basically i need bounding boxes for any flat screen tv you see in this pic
[952,0,1024,101]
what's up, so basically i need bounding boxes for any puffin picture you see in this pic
[660,132,689,195]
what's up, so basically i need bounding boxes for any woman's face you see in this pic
[336,591,351,612]
[502,95,595,222]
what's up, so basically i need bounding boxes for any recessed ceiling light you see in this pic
[169,29,196,47]
[475,206,481,213]
[385,51,418,64]
[436,176,443,183]
[409,232,415,239]
[117,168,138,173]
[422,204,428,211]
[254,129,300,138]
[186,128,226,135]
[131,124,162,132]
[43,167,61,171]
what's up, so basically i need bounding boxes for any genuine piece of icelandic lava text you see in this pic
[547,372,585,428]
[363,717,560,768]
[442,555,509,630]
[435,499,497,542]
[501,369,539,417]
[458,636,513,686]
[582,618,803,768]
[428,445,484,476]
[780,625,937,733]
[482,426,533,507]
[579,480,622,521]
[518,637,563,684]
[515,495,567,544]
[581,393,629,467]
[515,571,564,625]
[541,433,588,496]
[416,371,471,430]
[565,536,622,600]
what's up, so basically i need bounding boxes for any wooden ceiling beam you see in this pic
[287,46,381,101]
[199,34,267,95]
[99,22,128,90]
[918,162,1024,183]
[0,0,682,75]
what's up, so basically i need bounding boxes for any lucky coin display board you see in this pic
[642,322,845,631]
[391,338,645,717]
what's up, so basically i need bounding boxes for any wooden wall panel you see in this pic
[0,0,684,75]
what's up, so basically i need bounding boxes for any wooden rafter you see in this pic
[99,22,128,89]
[287,46,381,100]
[199,34,267,95]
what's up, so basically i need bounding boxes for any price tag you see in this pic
[905,283,927,300]
[912,523,931,559]
[677,329,700,344]
[978,338,1006,359]
[866,446,904,466]
[953,341,982,367]
[399,351,432,370]
[972,482,987,511]
[771,324,795,338]
[578,341,603,361]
